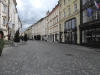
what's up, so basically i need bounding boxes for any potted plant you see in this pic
[24,33,28,44]
[0,39,5,56]
[13,30,20,46]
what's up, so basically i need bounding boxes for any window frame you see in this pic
[74,3,77,12]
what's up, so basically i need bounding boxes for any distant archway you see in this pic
[0,31,4,39]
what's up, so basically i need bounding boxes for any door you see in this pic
[0,31,3,39]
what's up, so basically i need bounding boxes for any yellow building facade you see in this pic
[59,0,80,44]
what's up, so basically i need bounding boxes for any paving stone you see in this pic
[0,40,100,75]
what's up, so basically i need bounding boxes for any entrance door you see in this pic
[0,31,3,39]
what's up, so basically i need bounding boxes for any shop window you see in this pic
[66,21,68,30]
[69,20,71,29]
[96,28,100,43]
[72,19,75,28]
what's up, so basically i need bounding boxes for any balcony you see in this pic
[82,1,91,10]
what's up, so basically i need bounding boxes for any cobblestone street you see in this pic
[0,41,100,75]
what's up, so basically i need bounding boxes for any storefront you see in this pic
[80,0,100,48]
[64,18,77,44]
[80,20,100,48]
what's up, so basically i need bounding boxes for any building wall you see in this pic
[45,4,59,42]
[0,0,8,40]
[59,0,80,44]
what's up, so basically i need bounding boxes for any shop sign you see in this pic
[89,21,100,25]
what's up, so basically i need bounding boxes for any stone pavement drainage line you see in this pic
[66,54,73,56]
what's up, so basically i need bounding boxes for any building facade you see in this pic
[0,0,8,40]
[59,0,80,44]
[40,17,46,41]
[46,4,59,42]
[80,0,100,48]
[0,0,21,40]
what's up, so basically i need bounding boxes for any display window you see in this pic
[82,28,100,44]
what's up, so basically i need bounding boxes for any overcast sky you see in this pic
[16,0,59,33]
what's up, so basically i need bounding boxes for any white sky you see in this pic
[16,0,59,33]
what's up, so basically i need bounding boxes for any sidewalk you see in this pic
[59,43,100,53]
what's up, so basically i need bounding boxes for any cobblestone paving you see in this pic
[0,41,100,75]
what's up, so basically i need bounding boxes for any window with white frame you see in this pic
[74,3,77,11]
[64,0,65,5]
[64,11,65,17]
[3,18,5,25]
[68,8,70,15]
[57,9,58,14]
[3,5,6,13]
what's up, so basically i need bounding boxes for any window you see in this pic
[64,11,65,17]
[69,20,71,29]
[83,10,87,23]
[3,18,5,25]
[64,0,65,5]
[60,4,61,9]
[72,19,75,28]
[66,22,68,30]
[57,18,58,22]
[83,7,93,23]
[82,0,90,5]
[68,0,70,2]
[68,8,70,15]
[74,3,77,11]
[3,5,6,13]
